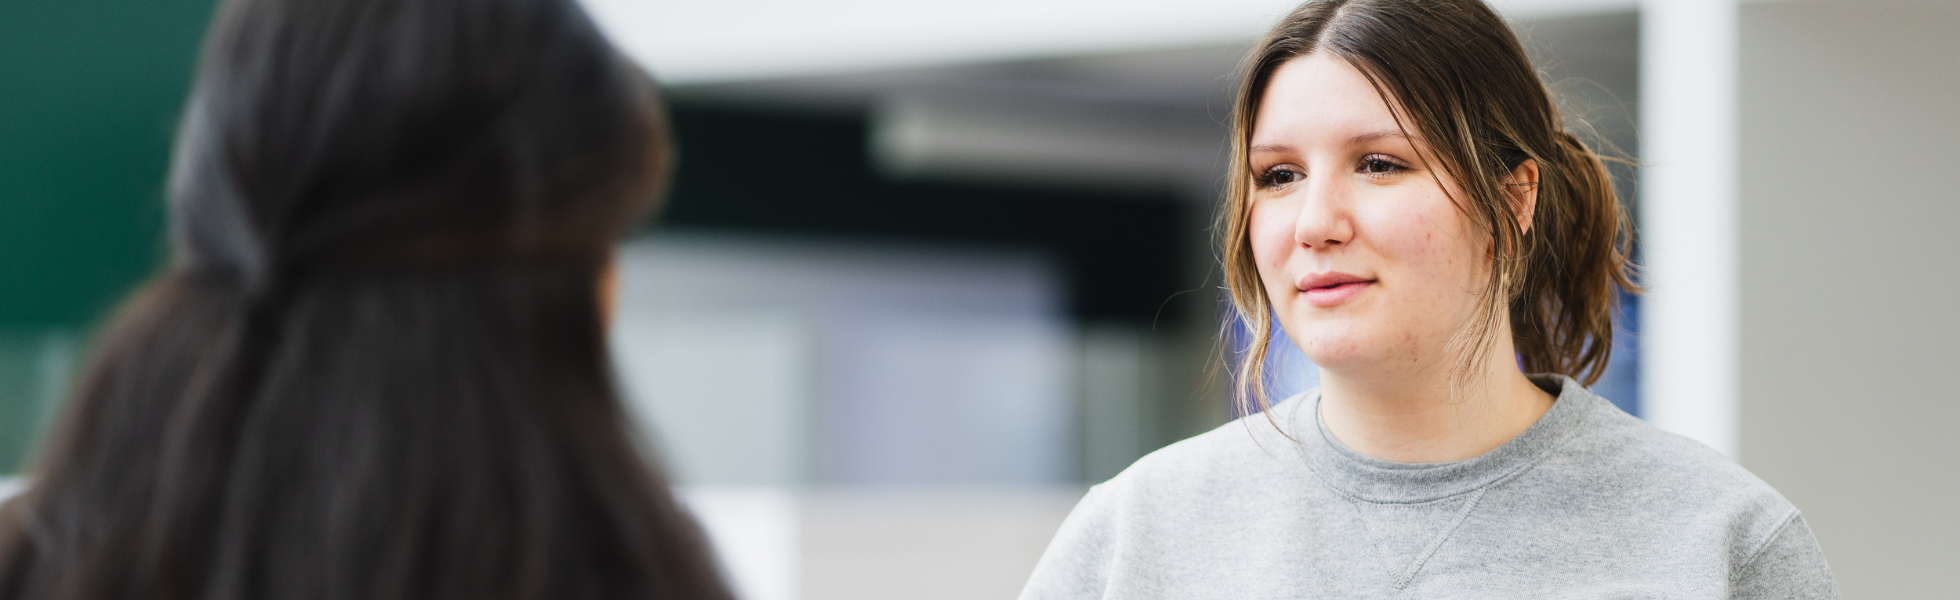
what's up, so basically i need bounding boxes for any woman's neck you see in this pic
[1316,358,1555,464]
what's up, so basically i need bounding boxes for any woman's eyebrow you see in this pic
[1251,131,1414,155]
[1349,130,1415,145]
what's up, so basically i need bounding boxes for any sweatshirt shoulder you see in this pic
[1553,397,1804,557]
[1569,400,1773,496]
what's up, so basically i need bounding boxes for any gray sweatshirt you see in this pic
[1019,375,1836,599]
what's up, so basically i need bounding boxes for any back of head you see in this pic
[0,0,733,599]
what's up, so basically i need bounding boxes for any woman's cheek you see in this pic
[1247,200,1295,282]
[1370,196,1485,319]
[1367,198,1450,273]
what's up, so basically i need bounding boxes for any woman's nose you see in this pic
[1293,175,1353,249]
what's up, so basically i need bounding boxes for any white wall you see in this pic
[1640,0,1742,456]
[676,487,1080,600]
[610,233,1076,486]
[609,233,1083,600]
[1737,1,1960,596]
[795,489,1079,600]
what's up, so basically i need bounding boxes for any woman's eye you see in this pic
[1360,156,1405,175]
[1260,167,1302,187]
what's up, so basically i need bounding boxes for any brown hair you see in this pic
[1219,0,1637,411]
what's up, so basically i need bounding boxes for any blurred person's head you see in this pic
[1219,0,1636,407]
[0,0,733,599]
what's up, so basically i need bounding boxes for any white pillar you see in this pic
[1639,0,1739,458]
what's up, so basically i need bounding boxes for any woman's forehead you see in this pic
[1251,53,1408,148]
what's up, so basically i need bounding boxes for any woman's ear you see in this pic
[1504,159,1540,235]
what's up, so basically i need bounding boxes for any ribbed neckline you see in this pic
[1286,374,1599,504]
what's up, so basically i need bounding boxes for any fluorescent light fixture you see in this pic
[870,92,1225,192]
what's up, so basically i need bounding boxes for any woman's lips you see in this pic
[1297,272,1375,307]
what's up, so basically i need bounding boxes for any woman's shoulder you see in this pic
[1545,390,1805,544]
[1562,393,1783,498]
[1535,391,1832,588]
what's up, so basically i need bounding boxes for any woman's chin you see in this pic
[1285,321,1377,362]
[1300,352,1365,375]
[1293,339,1373,372]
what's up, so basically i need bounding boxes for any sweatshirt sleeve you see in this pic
[1017,483,1119,600]
[1731,513,1838,599]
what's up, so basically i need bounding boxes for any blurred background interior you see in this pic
[1,0,1955,598]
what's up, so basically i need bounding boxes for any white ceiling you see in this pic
[582,0,1641,86]
[598,1,1644,195]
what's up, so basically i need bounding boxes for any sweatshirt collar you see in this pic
[1284,374,1599,504]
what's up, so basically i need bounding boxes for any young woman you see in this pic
[0,0,733,599]
[1021,0,1835,597]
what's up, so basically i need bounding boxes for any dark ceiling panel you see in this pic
[658,103,1197,325]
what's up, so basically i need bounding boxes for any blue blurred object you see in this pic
[1224,311,1320,417]
[1588,288,1641,417]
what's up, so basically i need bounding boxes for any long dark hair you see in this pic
[0,0,734,598]
[1220,0,1637,409]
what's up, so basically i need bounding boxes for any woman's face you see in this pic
[1247,53,1489,378]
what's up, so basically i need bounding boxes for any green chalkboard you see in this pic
[0,0,217,472]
